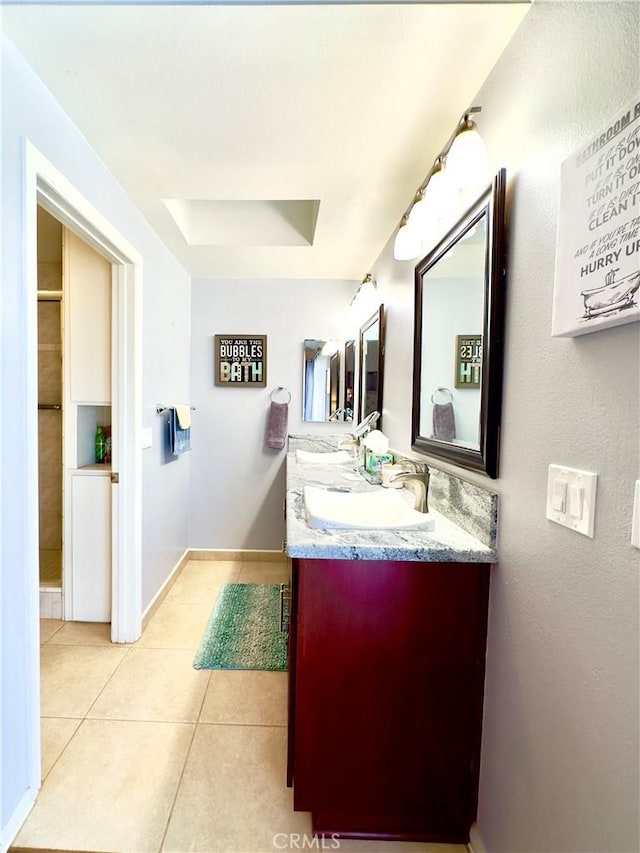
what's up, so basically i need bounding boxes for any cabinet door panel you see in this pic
[66,228,111,403]
[292,558,489,837]
[71,474,111,622]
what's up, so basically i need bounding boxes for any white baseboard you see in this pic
[242,549,289,563]
[468,823,487,853]
[141,547,290,630]
[1,785,37,853]
[188,548,287,562]
[188,548,247,561]
[141,549,190,630]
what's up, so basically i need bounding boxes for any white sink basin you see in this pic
[304,485,436,531]
[296,449,352,465]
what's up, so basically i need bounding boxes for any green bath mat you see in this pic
[193,583,288,672]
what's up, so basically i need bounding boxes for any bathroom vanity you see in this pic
[285,439,498,843]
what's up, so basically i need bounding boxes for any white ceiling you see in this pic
[3,3,530,280]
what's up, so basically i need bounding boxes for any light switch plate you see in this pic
[632,480,640,549]
[141,426,153,449]
[546,465,597,538]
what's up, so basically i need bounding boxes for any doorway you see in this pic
[37,206,116,624]
[21,144,144,813]
[26,145,143,649]
[37,289,64,616]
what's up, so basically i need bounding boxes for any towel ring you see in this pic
[431,387,453,404]
[270,386,291,404]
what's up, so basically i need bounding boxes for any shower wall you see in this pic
[37,207,63,593]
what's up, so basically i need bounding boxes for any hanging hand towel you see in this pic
[170,407,192,455]
[175,404,191,430]
[432,402,456,442]
[267,401,288,450]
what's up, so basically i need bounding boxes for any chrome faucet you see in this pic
[337,411,381,458]
[390,465,431,513]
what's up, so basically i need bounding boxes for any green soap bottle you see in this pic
[95,425,106,464]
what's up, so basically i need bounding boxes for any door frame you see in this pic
[23,140,143,786]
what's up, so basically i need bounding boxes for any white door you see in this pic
[63,227,114,623]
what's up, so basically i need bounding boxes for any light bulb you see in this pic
[424,164,458,234]
[407,189,429,233]
[358,280,378,318]
[446,120,489,189]
[348,275,379,326]
[393,216,421,261]
[423,163,452,209]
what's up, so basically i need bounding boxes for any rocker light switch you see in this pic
[546,465,597,538]
[552,480,567,512]
[568,485,583,519]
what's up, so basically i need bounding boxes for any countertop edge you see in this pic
[285,451,498,563]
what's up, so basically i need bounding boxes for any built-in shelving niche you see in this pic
[77,404,111,470]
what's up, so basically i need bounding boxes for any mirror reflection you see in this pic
[419,218,486,449]
[303,339,354,423]
[412,169,506,478]
[359,305,385,428]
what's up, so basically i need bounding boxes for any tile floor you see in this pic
[14,555,466,853]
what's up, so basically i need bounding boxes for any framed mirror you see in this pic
[412,169,506,478]
[303,339,355,422]
[359,304,385,429]
[344,340,355,422]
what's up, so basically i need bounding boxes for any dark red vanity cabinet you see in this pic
[287,557,491,843]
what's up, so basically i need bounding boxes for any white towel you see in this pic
[175,404,191,430]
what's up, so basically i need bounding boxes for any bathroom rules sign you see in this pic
[215,335,267,386]
[552,94,640,337]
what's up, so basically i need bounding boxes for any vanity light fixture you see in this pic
[446,111,489,189]
[392,106,488,262]
[349,273,379,324]
[407,188,428,233]
[423,158,455,214]
[411,157,458,252]
[393,214,421,261]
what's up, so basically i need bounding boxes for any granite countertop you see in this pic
[285,450,498,563]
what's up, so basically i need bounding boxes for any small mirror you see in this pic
[412,170,506,478]
[344,340,355,422]
[303,339,355,422]
[359,305,385,429]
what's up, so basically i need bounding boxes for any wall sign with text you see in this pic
[552,94,640,337]
[455,335,482,389]
[214,335,267,387]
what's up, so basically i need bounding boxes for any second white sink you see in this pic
[304,485,436,531]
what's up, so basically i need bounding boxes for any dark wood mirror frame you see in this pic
[358,304,385,430]
[412,169,506,478]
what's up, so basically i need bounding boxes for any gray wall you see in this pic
[3,3,639,851]
[372,3,639,851]
[1,36,191,836]
[189,277,354,549]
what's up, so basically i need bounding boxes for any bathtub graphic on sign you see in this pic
[552,94,640,337]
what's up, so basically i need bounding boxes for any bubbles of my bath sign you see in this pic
[215,335,267,387]
[552,94,640,337]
